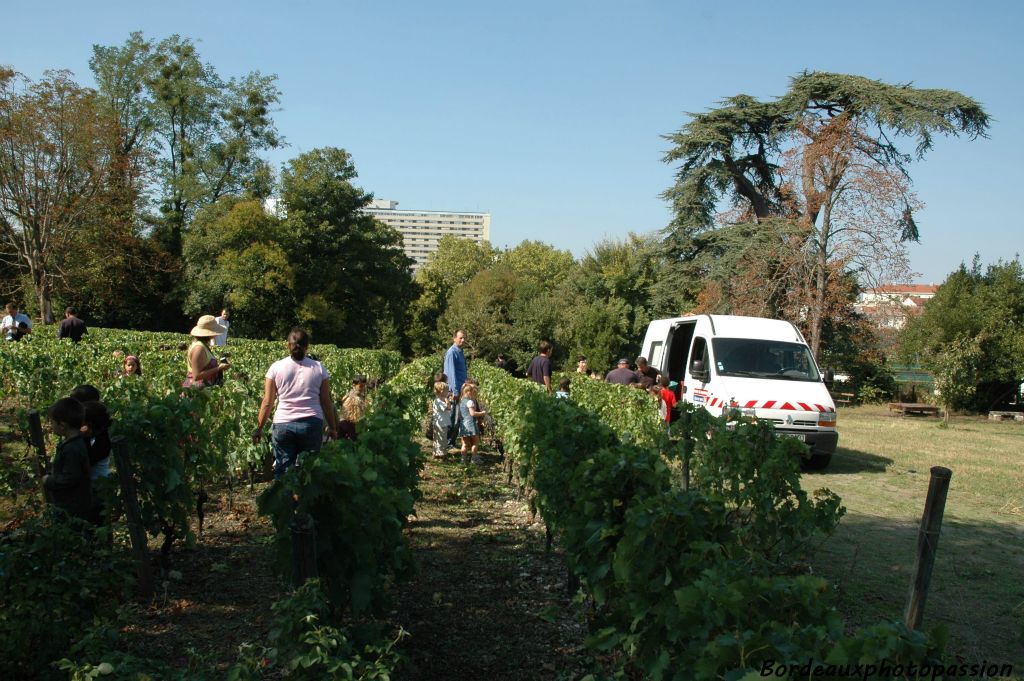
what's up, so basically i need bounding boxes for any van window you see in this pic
[689,337,709,374]
[648,341,664,369]
[711,338,820,382]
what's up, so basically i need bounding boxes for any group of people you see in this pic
[427,330,488,464]
[519,344,679,427]
[43,385,113,525]
[3,303,92,343]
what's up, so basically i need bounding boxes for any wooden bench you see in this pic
[834,392,855,406]
[888,402,941,417]
[988,411,1024,422]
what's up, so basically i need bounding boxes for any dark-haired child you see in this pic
[555,377,571,399]
[70,384,101,403]
[42,397,92,521]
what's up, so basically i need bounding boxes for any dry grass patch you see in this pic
[806,405,1024,677]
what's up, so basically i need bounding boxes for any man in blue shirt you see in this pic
[443,329,468,397]
[443,329,467,448]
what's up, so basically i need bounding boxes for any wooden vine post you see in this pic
[904,466,952,630]
[27,409,49,502]
[290,511,318,586]
[110,435,154,599]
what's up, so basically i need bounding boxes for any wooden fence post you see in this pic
[27,409,49,502]
[110,436,154,599]
[290,512,318,587]
[904,466,952,630]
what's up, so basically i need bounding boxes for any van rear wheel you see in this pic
[802,452,832,471]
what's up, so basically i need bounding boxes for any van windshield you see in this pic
[711,338,821,382]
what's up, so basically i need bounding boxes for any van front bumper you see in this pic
[776,429,838,456]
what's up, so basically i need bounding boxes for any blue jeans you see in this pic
[271,417,324,479]
[448,397,461,447]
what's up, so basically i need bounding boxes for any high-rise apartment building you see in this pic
[363,199,491,272]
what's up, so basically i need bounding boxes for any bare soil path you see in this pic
[391,447,590,680]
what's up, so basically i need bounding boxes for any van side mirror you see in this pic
[690,359,709,383]
[823,368,835,390]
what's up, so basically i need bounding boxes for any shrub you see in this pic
[0,509,132,678]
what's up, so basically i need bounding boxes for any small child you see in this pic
[458,383,487,464]
[658,375,677,427]
[42,397,92,522]
[431,381,454,459]
[123,354,142,376]
[648,384,667,425]
[555,377,571,399]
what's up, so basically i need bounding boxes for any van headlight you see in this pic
[819,411,836,428]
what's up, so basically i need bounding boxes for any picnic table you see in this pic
[888,402,941,417]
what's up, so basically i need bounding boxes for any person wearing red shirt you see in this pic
[658,375,677,426]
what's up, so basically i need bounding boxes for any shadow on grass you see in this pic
[808,446,893,475]
[813,512,1024,673]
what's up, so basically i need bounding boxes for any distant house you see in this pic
[854,284,939,329]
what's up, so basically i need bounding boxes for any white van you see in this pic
[640,314,838,469]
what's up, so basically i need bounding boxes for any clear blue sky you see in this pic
[6,0,1022,283]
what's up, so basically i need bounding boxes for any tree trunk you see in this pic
[808,204,832,361]
[33,266,54,324]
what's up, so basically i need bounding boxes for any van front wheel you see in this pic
[802,452,832,471]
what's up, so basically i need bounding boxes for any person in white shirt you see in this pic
[2,302,32,341]
[213,308,230,347]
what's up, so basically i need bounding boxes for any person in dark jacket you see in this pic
[605,358,641,386]
[526,341,554,392]
[57,307,88,342]
[42,398,91,521]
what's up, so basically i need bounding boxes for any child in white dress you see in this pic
[432,381,454,459]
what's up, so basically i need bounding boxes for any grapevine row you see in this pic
[463,363,947,680]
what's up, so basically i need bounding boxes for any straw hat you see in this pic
[190,315,226,337]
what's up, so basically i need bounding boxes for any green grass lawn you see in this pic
[806,405,1024,675]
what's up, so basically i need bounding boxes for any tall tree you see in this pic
[662,72,989,358]
[183,197,295,339]
[89,33,281,257]
[438,241,578,370]
[0,69,112,322]
[556,234,665,369]
[901,257,1024,411]
[281,147,415,348]
[496,239,575,288]
[407,235,497,355]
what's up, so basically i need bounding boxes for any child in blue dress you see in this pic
[458,383,487,464]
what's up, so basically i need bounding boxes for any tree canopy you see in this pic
[902,257,1024,410]
[662,71,990,358]
[0,69,113,322]
[281,148,415,349]
[89,32,281,257]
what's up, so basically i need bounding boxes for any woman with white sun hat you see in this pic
[183,315,230,388]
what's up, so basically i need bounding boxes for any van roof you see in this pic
[660,314,806,344]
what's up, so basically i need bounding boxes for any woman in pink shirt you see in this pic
[253,328,339,478]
